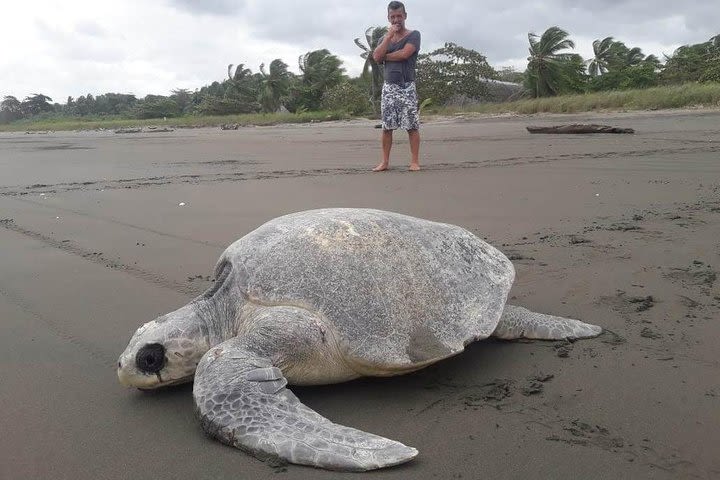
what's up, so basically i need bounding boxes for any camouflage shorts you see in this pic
[381,81,419,131]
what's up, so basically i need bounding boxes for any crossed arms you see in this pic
[372,35,418,64]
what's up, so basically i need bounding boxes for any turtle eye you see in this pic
[136,343,166,374]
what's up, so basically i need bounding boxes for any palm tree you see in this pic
[354,26,388,112]
[228,63,251,82]
[701,35,719,61]
[298,49,345,110]
[710,34,720,50]
[623,47,645,67]
[643,54,662,70]
[227,63,256,99]
[587,37,614,76]
[258,59,290,113]
[602,41,646,71]
[21,93,54,115]
[526,26,577,97]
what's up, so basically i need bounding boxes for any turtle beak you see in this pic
[117,365,165,389]
[117,363,134,387]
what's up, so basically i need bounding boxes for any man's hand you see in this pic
[374,24,402,63]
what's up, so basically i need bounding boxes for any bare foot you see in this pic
[408,163,421,171]
[372,163,389,172]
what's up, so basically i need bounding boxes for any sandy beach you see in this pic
[1,110,718,480]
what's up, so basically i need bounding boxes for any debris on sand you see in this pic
[526,124,635,134]
[507,252,536,261]
[146,126,175,133]
[114,126,175,134]
[569,235,591,245]
[606,222,642,232]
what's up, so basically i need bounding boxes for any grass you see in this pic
[0,110,352,133]
[3,83,720,132]
[439,82,720,115]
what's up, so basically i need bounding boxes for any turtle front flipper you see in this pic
[492,305,602,340]
[193,336,417,471]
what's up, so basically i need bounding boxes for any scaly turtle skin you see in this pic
[117,208,601,471]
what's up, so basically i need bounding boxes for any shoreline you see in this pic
[2,104,720,134]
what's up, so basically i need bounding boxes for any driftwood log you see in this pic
[526,124,635,134]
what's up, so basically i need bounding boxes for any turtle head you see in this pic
[117,303,210,389]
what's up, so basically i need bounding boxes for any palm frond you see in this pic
[354,38,369,52]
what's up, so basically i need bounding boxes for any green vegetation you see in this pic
[321,82,371,116]
[3,83,719,132]
[354,26,388,113]
[525,26,582,97]
[0,111,351,132]
[443,83,720,115]
[417,42,496,105]
[1,28,719,131]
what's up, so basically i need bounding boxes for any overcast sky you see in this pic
[2,0,718,102]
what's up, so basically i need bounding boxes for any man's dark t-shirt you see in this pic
[382,30,421,85]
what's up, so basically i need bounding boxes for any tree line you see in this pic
[1,26,718,124]
[525,27,719,97]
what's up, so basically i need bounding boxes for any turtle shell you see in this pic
[222,209,514,371]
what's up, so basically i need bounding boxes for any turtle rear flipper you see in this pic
[193,338,417,472]
[492,305,601,340]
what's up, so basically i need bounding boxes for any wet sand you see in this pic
[1,110,718,479]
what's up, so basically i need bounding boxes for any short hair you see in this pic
[388,1,406,14]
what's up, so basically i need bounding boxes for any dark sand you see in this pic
[1,110,718,480]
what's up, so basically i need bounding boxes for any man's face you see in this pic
[388,8,406,29]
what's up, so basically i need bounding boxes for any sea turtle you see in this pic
[117,208,601,471]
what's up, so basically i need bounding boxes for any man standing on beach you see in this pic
[372,1,421,172]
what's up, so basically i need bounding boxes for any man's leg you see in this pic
[373,129,393,172]
[408,129,420,171]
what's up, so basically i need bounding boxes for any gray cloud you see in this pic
[182,1,719,68]
[169,0,243,15]
[34,19,125,63]
[74,21,108,38]
[2,0,718,101]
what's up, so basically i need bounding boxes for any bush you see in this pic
[194,96,259,116]
[134,98,180,119]
[699,58,720,83]
[320,82,371,115]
